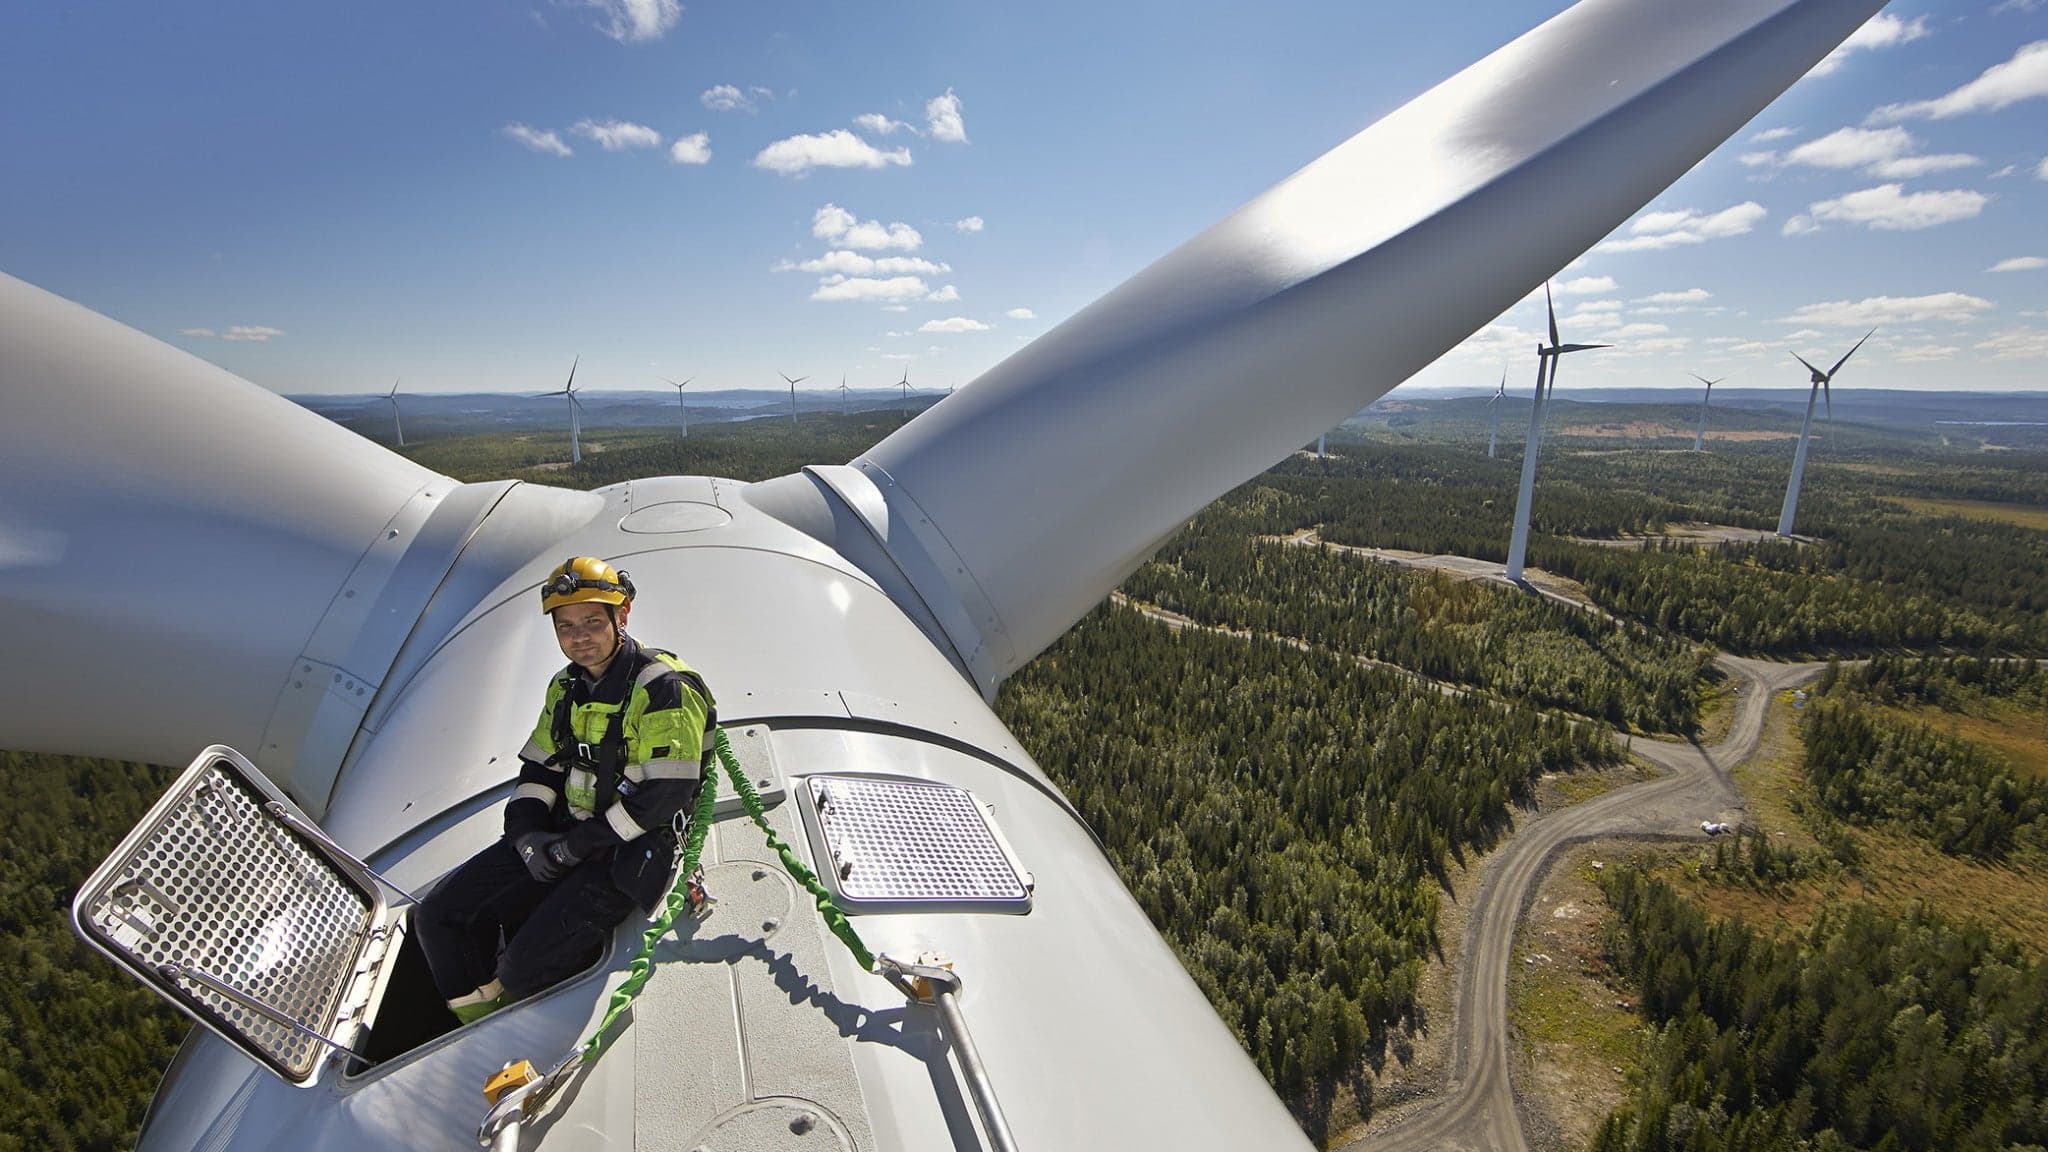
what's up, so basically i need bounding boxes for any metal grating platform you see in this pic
[74,747,388,1085]
[800,775,1031,914]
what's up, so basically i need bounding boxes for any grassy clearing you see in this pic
[1888,495,2048,531]
[1881,700,2048,781]
[1660,689,2048,957]
[1511,847,1645,1150]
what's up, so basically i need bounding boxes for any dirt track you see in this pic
[1346,655,1825,1152]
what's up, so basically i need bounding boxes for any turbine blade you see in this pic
[1545,281,1561,348]
[1791,351,1824,379]
[0,273,442,776]
[791,0,1889,692]
[1828,327,1873,378]
[1555,343,1610,353]
[566,355,578,391]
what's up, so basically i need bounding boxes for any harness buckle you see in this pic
[575,741,595,764]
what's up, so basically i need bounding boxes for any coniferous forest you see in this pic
[5,407,2045,1149]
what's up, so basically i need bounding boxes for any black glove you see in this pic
[546,835,588,871]
[514,831,568,883]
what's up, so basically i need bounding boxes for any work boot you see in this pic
[450,980,507,1024]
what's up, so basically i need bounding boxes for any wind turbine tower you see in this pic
[1487,370,1506,458]
[898,368,912,418]
[660,376,692,438]
[1778,331,1872,538]
[839,376,850,416]
[1505,284,1608,584]
[1316,433,1327,470]
[385,378,404,447]
[536,357,584,464]
[782,372,808,428]
[1689,372,1722,452]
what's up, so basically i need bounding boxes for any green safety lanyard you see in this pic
[578,727,874,1062]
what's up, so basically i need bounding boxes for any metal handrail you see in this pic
[879,955,1018,1152]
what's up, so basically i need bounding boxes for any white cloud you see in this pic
[811,276,933,303]
[1872,153,1981,178]
[572,119,661,151]
[1995,0,2045,12]
[1783,329,1827,342]
[668,132,711,164]
[1990,164,2019,178]
[882,352,919,361]
[1739,151,1782,168]
[701,85,753,113]
[1588,322,1671,341]
[852,113,912,136]
[1990,256,2047,272]
[1598,201,1766,252]
[502,123,573,157]
[2039,157,2048,180]
[1871,40,2048,121]
[179,327,215,338]
[1786,126,1915,169]
[1568,299,1624,319]
[780,250,950,276]
[1638,288,1713,305]
[1750,127,1800,143]
[221,325,284,343]
[1778,126,1979,179]
[1005,307,1036,320]
[1893,344,1960,363]
[1612,336,1693,357]
[812,204,923,250]
[1806,184,1987,231]
[925,88,967,143]
[919,317,990,333]
[1557,275,1617,295]
[754,130,913,176]
[1731,341,1774,354]
[1782,215,1820,236]
[1783,293,1995,327]
[953,216,984,233]
[926,284,960,302]
[1976,327,2048,359]
[576,0,680,43]
[1810,13,1931,77]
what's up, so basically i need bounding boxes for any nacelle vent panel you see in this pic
[799,775,1032,915]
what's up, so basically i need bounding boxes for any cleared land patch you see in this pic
[1888,495,2048,531]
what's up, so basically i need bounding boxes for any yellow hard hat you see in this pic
[540,556,635,614]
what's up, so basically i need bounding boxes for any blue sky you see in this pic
[2,0,2044,397]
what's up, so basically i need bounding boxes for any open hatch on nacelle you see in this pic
[70,745,509,1085]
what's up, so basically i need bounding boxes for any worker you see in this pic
[415,556,715,1024]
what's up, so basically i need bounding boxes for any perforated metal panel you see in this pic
[800,775,1032,914]
[73,746,391,1085]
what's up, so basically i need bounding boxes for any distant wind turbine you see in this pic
[897,368,912,418]
[1487,370,1506,458]
[385,378,404,447]
[1688,372,1723,452]
[535,357,584,464]
[1316,432,1327,471]
[781,372,808,428]
[1778,330,1872,538]
[658,376,692,438]
[839,376,850,416]
[1505,284,1609,584]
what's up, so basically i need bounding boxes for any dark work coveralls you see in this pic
[416,635,715,1008]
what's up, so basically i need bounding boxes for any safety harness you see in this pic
[543,646,715,824]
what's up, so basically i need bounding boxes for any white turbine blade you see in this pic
[0,273,440,775]
[826,0,1883,691]
[1791,351,1825,380]
[1828,327,1874,378]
